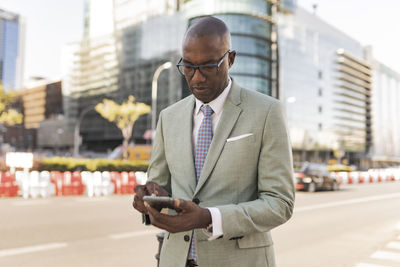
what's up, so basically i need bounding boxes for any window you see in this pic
[318,88,323,96]
[318,123,323,130]
[318,106,322,113]
[318,70,323,79]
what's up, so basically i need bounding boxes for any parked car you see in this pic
[295,162,339,192]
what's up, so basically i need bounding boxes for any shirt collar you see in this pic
[194,77,232,116]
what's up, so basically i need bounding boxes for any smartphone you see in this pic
[143,196,181,211]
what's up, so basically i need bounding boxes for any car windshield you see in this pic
[294,162,310,172]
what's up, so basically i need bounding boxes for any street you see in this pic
[0,182,400,267]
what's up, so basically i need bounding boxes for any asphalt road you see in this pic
[0,182,400,267]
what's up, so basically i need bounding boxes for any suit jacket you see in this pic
[148,81,295,267]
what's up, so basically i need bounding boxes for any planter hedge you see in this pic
[37,157,149,172]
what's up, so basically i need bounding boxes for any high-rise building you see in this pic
[63,0,184,150]
[366,50,400,166]
[0,8,25,91]
[183,0,278,96]
[278,6,371,167]
[63,0,283,151]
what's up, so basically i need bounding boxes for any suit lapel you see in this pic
[194,82,242,196]
[179,96,197,195]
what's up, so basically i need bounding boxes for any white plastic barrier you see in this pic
[81,171,94,197]
[91,171,114,197]
[15,171,30,199]
[135,171,148,185]
[39,171,55,198]
[101,171,114,196]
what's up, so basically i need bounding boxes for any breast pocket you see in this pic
[218,133,257,177]
[223,133,256,161]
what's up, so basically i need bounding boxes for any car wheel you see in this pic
[307,182,316,193]
[331,181,339,191]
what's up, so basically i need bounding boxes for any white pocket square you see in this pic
[226,133,253,142]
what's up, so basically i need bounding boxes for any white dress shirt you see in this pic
[192,78,232,240]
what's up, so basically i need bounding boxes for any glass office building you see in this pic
[63,1,186,150]
[183,0,276,96]
[278,7,370,165]
[0,9,24,91]
[64,0,283,150]
[369,58,400,166]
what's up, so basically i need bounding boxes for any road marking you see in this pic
[12,200,49,206]
[370,250,400,263]
[356,263,390,267]
[295,193,400,212]
[108,229,161,240]
[74,198,109,202]
[0,242,67,258]
[386,241,400,250]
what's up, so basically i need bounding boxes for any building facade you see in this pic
[278,6,371,167]
[368,57,400,166]
[63,0,283,151]
[0,8,25,91]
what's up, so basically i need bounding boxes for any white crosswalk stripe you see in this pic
[356,221,400,266]
[386,241,400,250]
[370,250,400,263]
[356,263,390,267]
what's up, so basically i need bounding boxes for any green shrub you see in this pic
[37,157,149,172]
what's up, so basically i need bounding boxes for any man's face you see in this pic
[181,35,235,103]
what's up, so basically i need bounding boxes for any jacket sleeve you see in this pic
[217,101,295,239]
[147,111,172,195]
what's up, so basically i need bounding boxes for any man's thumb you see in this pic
[174,198,188,210]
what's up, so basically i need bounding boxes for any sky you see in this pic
[0,0,399,82]
[298,0,400,72]
[0,0,84,80]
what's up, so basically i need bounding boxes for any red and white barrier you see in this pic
[332,169,400,185]
[0,172,19,197]
[1,170,139,198]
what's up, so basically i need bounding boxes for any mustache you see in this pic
[191,83,208,88]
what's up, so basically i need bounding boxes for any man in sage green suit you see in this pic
[133,17,295,267]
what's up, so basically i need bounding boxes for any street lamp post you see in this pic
[73,105,94,157]
[151,61,172,143]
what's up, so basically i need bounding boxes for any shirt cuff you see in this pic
[203,207,223,241]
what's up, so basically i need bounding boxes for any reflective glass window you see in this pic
[184,0,271,19]
[232,75,270,95]
[214,14,271,39]
[231,35,271,58]
[231,56,270,78]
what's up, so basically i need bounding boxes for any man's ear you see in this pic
[228,50,236,68]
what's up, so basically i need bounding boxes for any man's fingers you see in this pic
[145,182,158,195]
[144,203,173,231]
[175,198,192,211]
[133,194,148,214]
[134,185,145,194]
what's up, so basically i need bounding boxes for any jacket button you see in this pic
[192,198,200,205]
[184,235,190,242]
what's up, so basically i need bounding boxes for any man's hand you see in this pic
[144,199,212,233]
[132,181,169,214]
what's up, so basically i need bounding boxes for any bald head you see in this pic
[180,16,236,103]
[184,16,231,50]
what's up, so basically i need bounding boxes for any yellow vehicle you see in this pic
[327,164,355,172]
[127,145,152,161]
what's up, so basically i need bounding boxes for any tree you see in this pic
[0,84,23,126]
[95,95,151,159]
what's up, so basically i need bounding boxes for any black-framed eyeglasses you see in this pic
[176,50,231,77]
